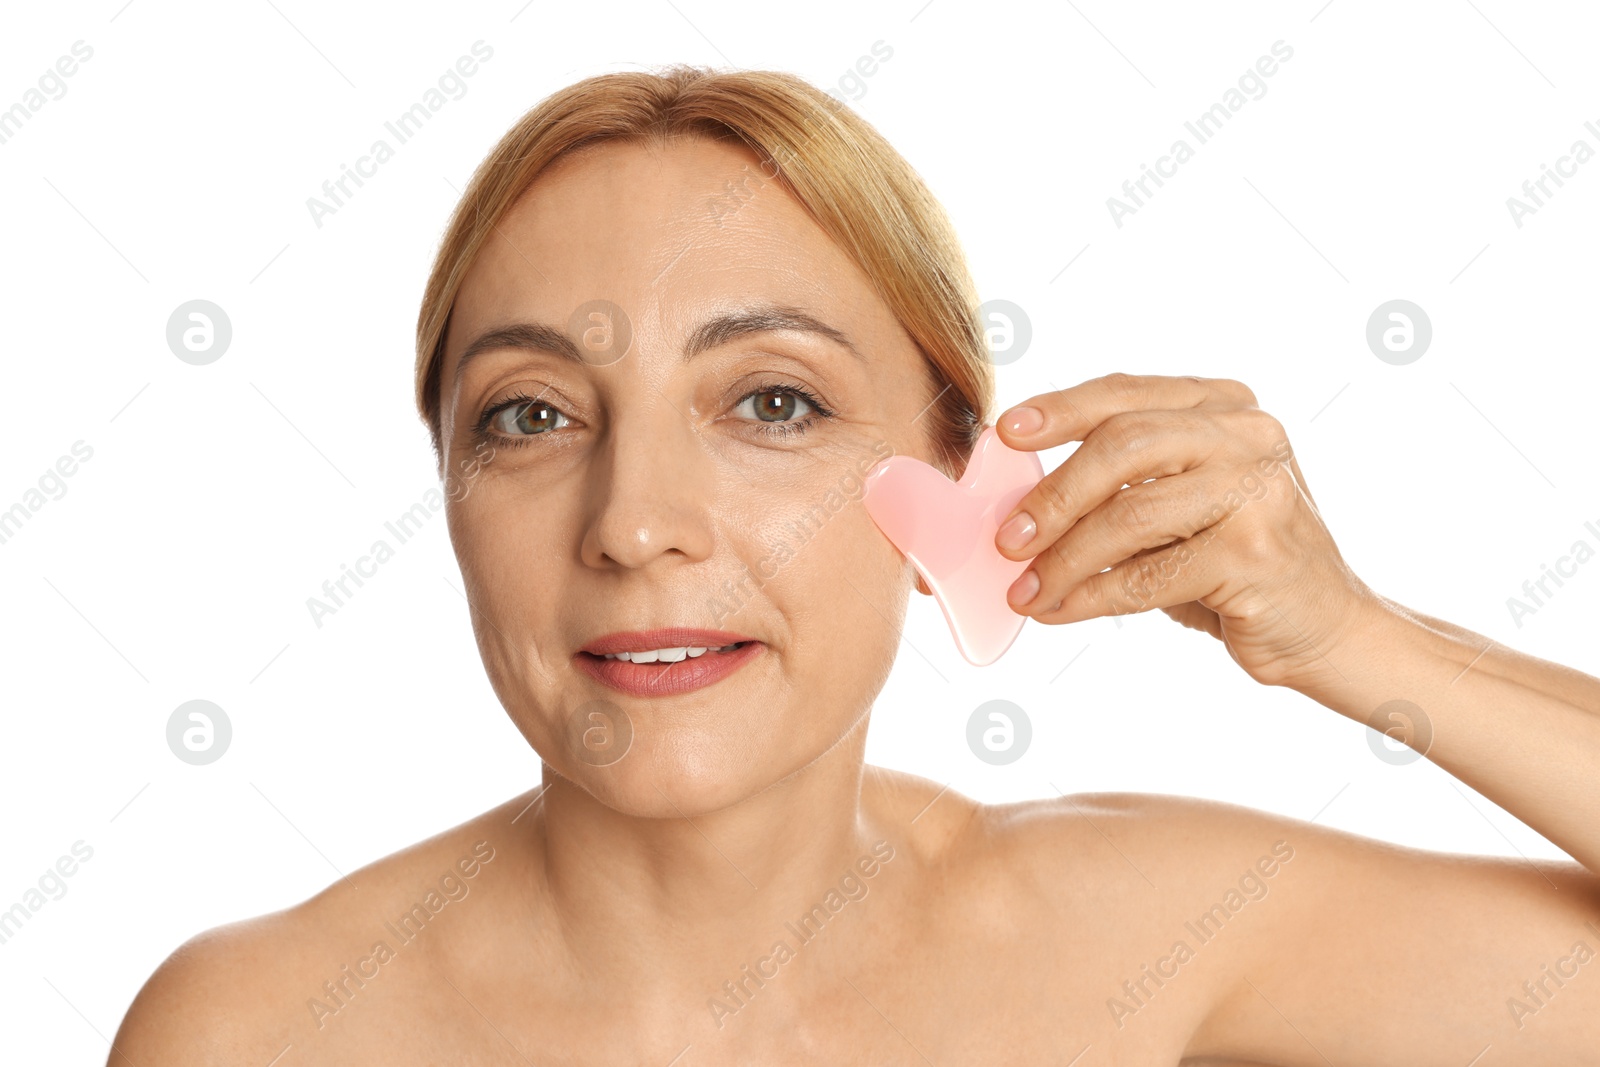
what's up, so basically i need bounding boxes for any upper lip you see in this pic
[579,628,758,656]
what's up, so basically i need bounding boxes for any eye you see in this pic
[736,387,813,423]
[476,392,569,442]
[731,385,832,438]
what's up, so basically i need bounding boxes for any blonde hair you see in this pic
[413,64,994,477]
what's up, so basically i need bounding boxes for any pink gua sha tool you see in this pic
[862,425,1045,666]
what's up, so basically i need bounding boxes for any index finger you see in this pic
[994,372,1256,449]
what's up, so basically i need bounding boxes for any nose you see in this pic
[580,401,717,571]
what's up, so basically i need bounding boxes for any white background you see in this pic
[2,0,1597,1060]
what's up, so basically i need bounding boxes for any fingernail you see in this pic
[1002,406,1044,436]
[996,511,1036,551]
[1007,568,1040,607]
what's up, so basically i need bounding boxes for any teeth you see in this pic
[602,643,738,662]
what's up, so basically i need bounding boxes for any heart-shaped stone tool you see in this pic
[862,425,1044,666]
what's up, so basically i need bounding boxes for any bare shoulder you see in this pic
[963,789,1600,1058]
[109,790,538,1066]
[860,771,1312,911]
[946,787,1471,920]
[980,787,1595,899]
[970,790,1308,883]
[108,909,308,1065]
[858,770,1287,871]
[926,789,1335,992]
[856,773,1587,914]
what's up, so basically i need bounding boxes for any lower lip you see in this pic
[573,642,764,697]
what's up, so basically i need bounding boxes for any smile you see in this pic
[599,643,742,662]
[575,630,762,697]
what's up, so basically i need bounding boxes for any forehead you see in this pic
[444,136,895,363]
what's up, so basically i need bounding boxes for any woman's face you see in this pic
[438,135,942,817]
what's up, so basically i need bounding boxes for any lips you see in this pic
[574,628,763,697]
[579,628,756,656]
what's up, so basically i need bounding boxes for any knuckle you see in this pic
[1245,406,1286,444]
[1031,474,1073,522]
[1116,554,1165,607]
[1228,518,1281,568]
[1114,487,1162,533]
[1096,412,1152,457]
[1222,377,1259,407]
[1227,407,1287,457]
[1034,536,1074,585]
[1099,371,1145,404]
[1024,476,1075,531]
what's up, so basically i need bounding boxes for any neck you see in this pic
[528,711,893,990]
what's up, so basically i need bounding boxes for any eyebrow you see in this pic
[451,303,865,391]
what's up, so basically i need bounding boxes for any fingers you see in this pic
[1005,417,1302,619]
[996,373,1257,451]
[987,371,1297,624]
[1031,529,1229,625]
[1007,467,1244,616]
[1025,468,1226,602]
[994,408,1223,562]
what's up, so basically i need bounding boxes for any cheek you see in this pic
[449,486,566,605]
[445,484,574,692]
[715,462,908,683]
[808,511,908,698]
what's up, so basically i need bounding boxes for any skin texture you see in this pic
[109,137,1600,1065]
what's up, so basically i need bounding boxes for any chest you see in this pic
[295,904,1216,1064]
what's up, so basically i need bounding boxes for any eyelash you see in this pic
[733,382,835,439]
[471,382,836,449]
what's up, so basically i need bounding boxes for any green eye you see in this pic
[483,395,568,437]
[731,384,834,440]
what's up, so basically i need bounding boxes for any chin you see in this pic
[524,705,791,818]
[573,745,783,819]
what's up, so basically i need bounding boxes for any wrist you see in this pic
[1288,587,1417,712]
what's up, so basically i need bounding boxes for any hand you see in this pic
[992,373,1380,692]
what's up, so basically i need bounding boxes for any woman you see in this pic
[112,65,1600,1064]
